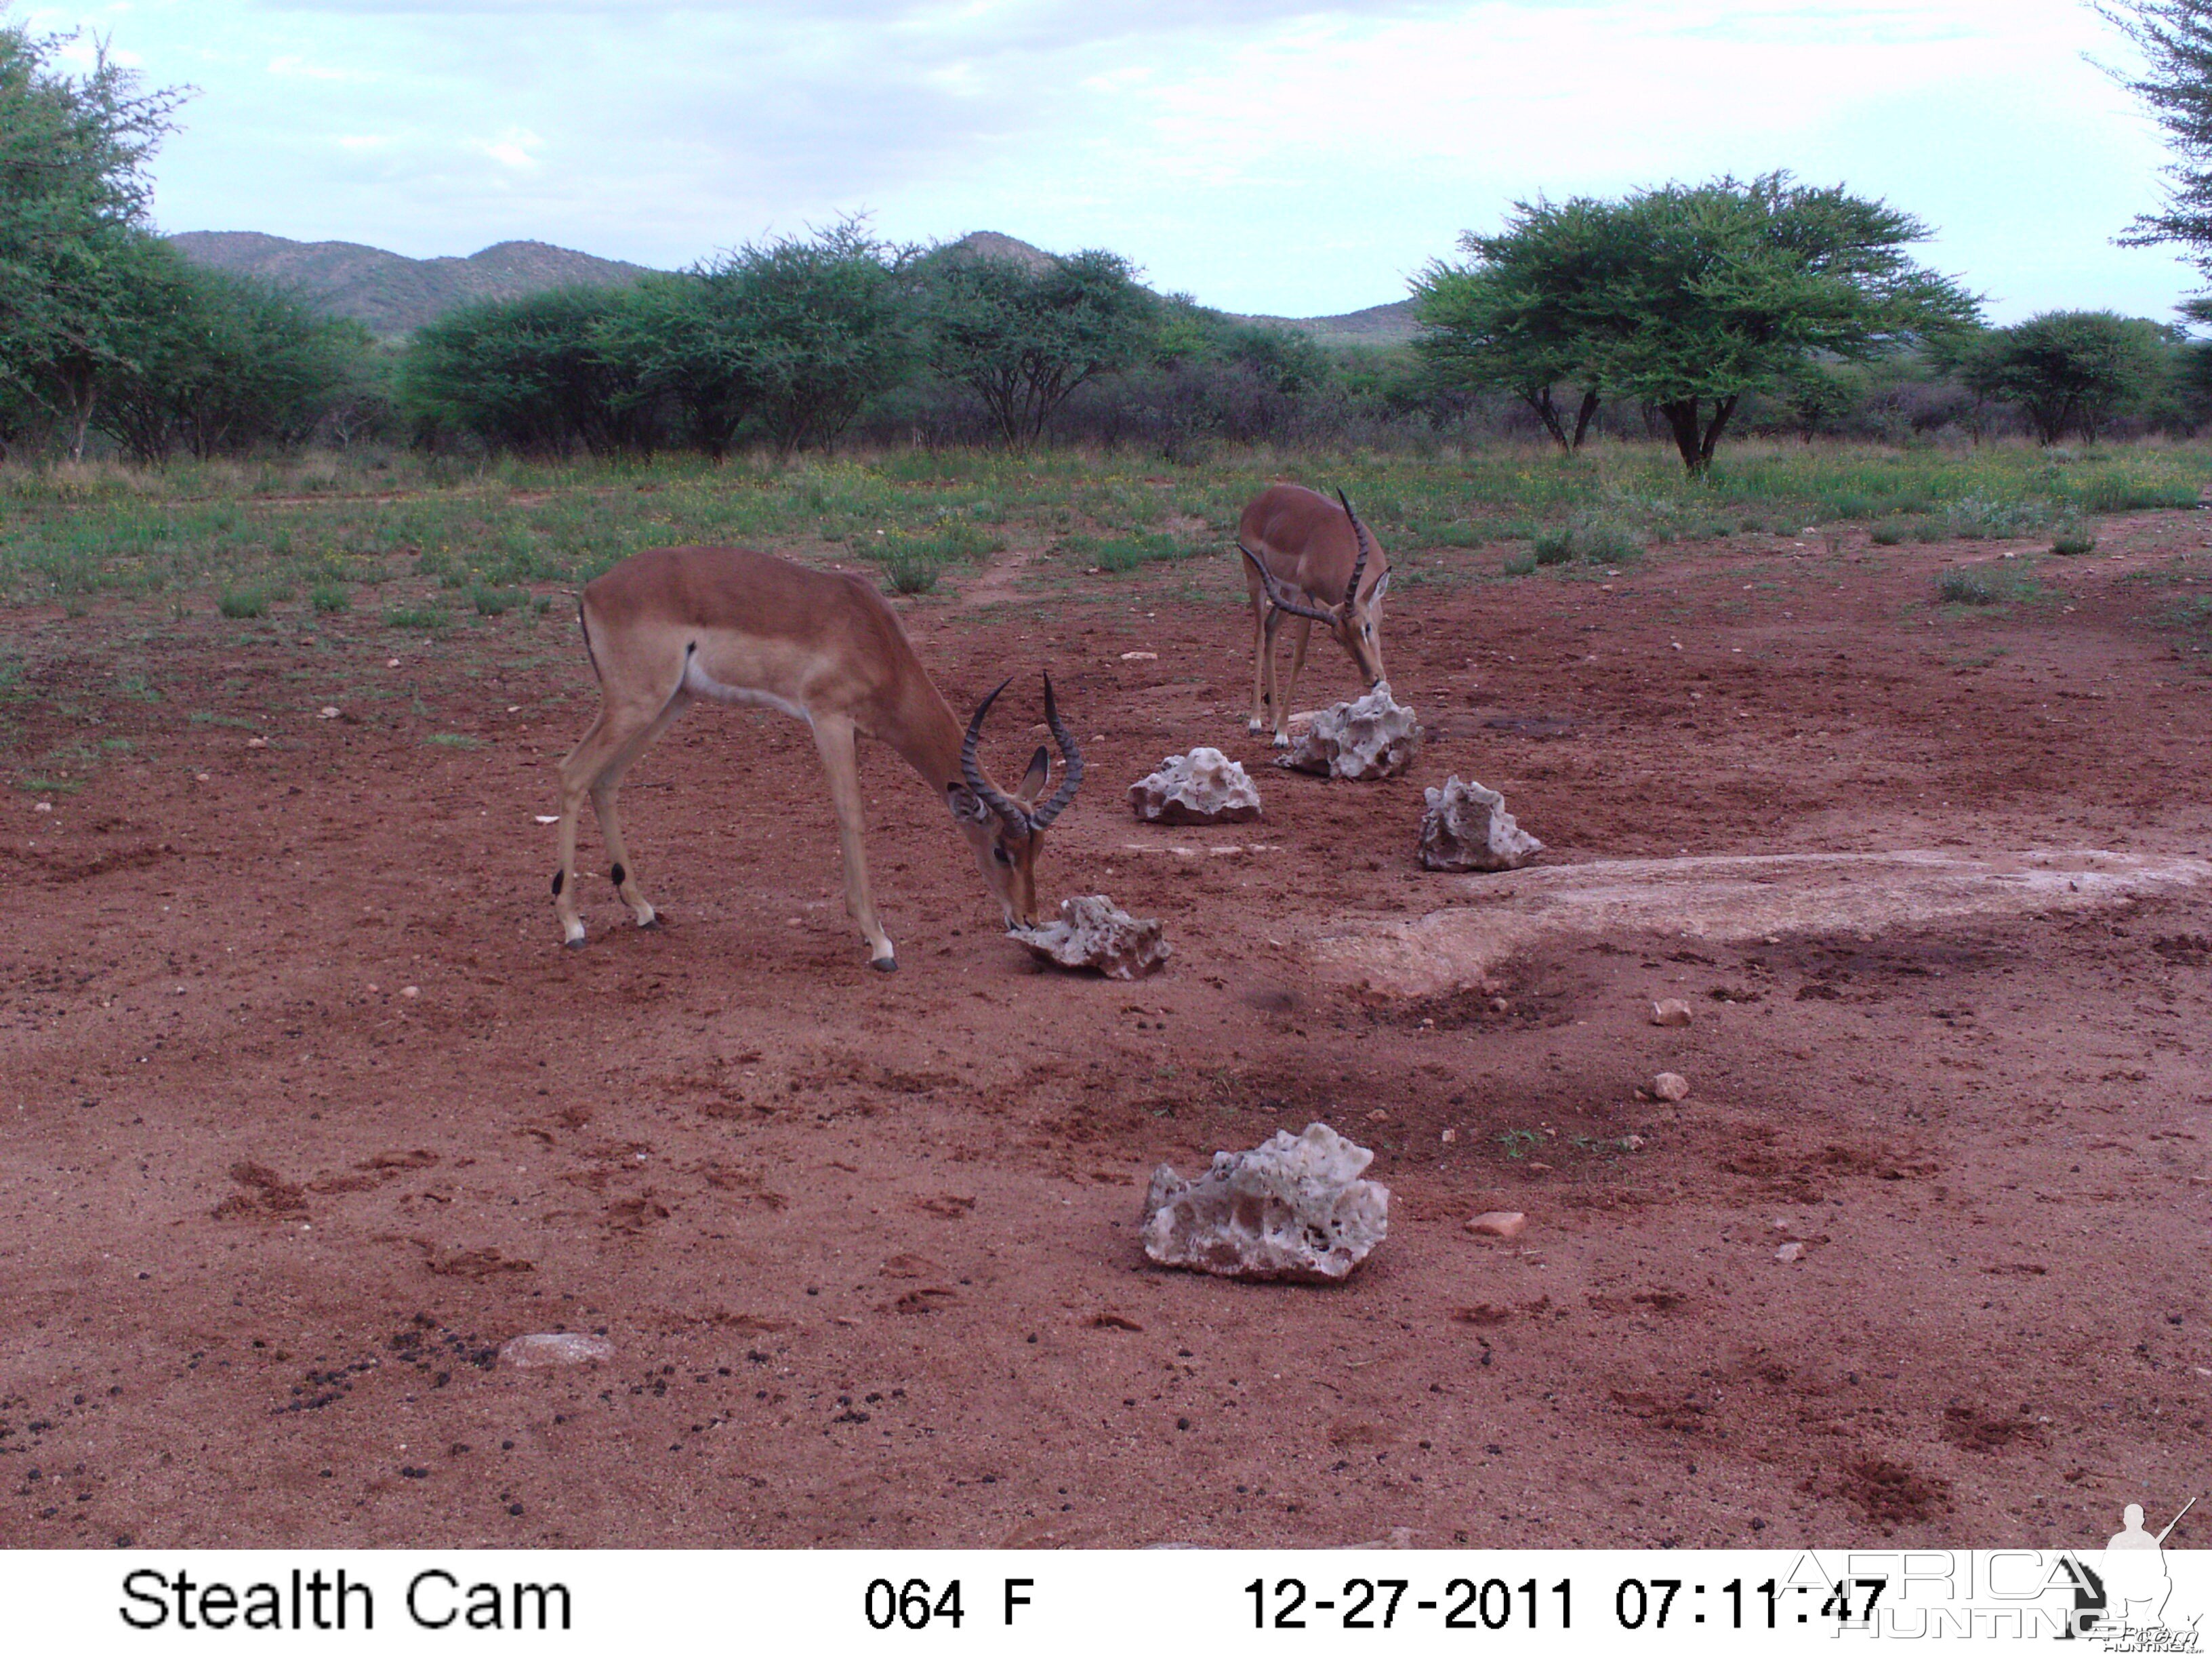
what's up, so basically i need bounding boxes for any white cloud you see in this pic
[24,0,2200,321]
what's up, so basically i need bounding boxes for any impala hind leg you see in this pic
[811,712,897,971]
[552,692,675,946]
[590,691,689,930]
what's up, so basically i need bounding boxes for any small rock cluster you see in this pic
[1417,777,1544,872]
[1016,895,1170,979]
[1277,683,1422,781]
[1141,1122,1389,1282]
[1128,747,1263,824]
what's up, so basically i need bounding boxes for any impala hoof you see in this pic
[871,956,899,974]
[563,935,588,950]
[636,910,661,930]
[1271,733,1291,749]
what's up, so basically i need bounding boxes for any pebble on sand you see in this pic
[1465,1211,1527,1240]
[499,1332,615,1368]
[1650,999,1694,1027]
[1653,1071,1691,1101]
[1776,1242,1806,1264]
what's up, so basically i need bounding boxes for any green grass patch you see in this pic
[382,605,449,632]
[424,732,481,750]
[310,582,350,613]
[218,585,275,619]
[470,584,525,615]
[1058,531,1207,574]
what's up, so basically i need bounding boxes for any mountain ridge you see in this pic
[165,228,1415,344]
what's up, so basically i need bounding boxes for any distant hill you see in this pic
[166,226,1416,346]
[165,232,653,337]
[1237,298,1420,349]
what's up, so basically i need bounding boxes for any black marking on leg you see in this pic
[551,869,565,897]
[610,862,626,887]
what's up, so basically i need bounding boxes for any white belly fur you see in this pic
[682,654,812,726]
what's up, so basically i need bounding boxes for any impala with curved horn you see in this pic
[551,545,1082,971]
[1236,483,1392,745]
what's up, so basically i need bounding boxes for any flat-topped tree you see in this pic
[1417,173,1980,474]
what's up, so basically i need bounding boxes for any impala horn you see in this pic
[1337,488,1373,609]
[1026,672,1084,831]
[960,678,1034,839]
[1239,542,1337,624]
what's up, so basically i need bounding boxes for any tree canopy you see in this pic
[920,247,1158,449]
[1948,311,2181,444]
[1414,174,1981,472]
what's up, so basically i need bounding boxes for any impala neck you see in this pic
[877,667,970,799]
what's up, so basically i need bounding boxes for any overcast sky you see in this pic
[21,0,2205,322]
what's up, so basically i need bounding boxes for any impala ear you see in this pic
[1370,569,1391,605]
[945,783,991,825]
[1017,745,1050,804]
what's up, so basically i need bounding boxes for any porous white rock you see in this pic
[1652,1071,1691,1102]
[499,1332,615,1368]
[1277,682,1422,780]
[1418,776,1544,872]
[1650,998,1694,1027]
[1141,1122,1389,1282]
[1128,747,1262,825]
[1016,895,1170,979]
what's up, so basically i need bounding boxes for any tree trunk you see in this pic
[1660,400,1704,472]
[1570,386,1601,449]
[1520,386,1569,451]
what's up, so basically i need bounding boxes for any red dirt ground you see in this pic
[2,512,2209,1550]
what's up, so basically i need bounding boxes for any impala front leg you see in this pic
[811,714,898,972]
[1277,617,1315,745]
[1261,607,1290,745]
[1248,599,1273,735]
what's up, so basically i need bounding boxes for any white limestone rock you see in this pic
[1418,775,1544,872]
[1141,1122,1390,1282]
[1277,682,1422,780]
[1128,747,1263,825]
[1016,894,1170,979]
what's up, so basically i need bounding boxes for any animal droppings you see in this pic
[1143,1123,1388,1282]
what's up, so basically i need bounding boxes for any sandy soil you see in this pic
[2,512,2209,1550]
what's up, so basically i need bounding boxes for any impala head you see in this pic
[1241,488,1391,689]
[945,672,1083,930]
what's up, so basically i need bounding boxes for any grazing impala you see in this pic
[551,546,1081,971]
[1237,484,1392,745]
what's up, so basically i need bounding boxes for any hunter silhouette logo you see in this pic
[2065,1496,2202,1648]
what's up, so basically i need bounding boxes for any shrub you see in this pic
[1936,567,1999,605]
[882,551,941,594]
[1502,552,1538,577]
[310,583,350,613]
[1869,519,1908,546]
[2050,520,2097,556]
[470,584,523,615]
[383,605,449,631]
[218,586,272,619]
[1532,514,1641,565]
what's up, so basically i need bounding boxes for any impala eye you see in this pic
[991,845,1013,866]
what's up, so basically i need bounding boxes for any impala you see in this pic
[1236,484,1392,745]
[550,545,1081,971]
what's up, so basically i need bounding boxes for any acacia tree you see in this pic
[0,23,187,458]
[922,246,1158,449]
[405,287,657,455]
[1412,196,1614,450]
[2102,0,2212,270]
[1418,175,1978,473]
[1952,312,2178,444]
